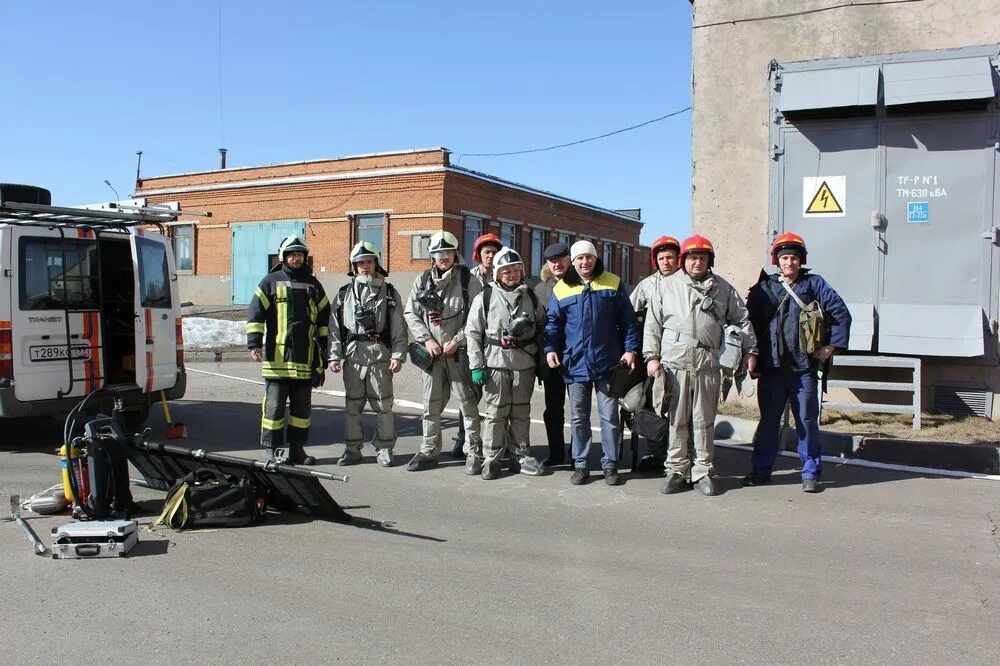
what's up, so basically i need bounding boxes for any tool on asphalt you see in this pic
[126,439,353,522]
[22,484,71,515]
[159,389,188,439]
[7,495,47,555]
[51,520,138,559]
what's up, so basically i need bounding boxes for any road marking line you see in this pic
[188,367,1000,481]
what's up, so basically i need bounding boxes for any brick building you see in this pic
[134,147,650,304]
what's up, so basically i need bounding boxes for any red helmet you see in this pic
[472,233,502,263]
[649,235,681,269]
[679,234,715,272]
[771,232,807,265]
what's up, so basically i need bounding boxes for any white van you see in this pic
[0,184,199,425]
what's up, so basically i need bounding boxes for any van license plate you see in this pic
[29,345,91,362]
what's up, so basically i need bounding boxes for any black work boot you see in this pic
[802,478,820,493]
[696,475,717,497]
[570,468,590,485]
[603,468,621,486]
[661,473,689,494]
[742,472,772,487]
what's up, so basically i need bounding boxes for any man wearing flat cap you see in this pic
[533,242,571,466]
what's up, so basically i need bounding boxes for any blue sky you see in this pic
[0,1,693,245]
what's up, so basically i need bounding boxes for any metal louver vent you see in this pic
[933,384,992,418]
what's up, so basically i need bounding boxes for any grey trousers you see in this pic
[482,367,534,463]
[343,361,395,453]
[420,354,483,457]
[665,367,721,482]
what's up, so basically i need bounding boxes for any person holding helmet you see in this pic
[544,240,640,486]
[744,232,851,493]
[466,247,545,479]
[328,242,408,467]
[246,235,330,465]
[403,230,484,471]
[470,232,503,286]
[629,235,681,474]
[533,242,572,466]
[644,234,757,496]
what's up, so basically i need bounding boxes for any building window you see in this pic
[558,232,572,247]
[500,222,517,250]
[412,234,432,259]
[620,245,631,285]
[603,241,614,271]
[356,214,385,260]
[463,216,483,264]
[172,224,194,272]
[531,229,544,277]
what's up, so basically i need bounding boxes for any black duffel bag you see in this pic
[632,408,669,442]
[152,468,264,531]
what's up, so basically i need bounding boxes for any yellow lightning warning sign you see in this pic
[802,176,846,218]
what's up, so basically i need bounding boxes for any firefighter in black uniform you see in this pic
[246,236,331,464]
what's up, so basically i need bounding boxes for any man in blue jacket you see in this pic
[744,232,851,492]
[545,240,640,486]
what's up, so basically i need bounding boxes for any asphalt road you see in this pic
[1,361,998,664]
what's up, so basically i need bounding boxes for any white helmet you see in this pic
[278,235,309,262]
[494,247,523,271]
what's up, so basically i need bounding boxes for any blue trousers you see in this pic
[567,377,619,471]
[751,370,822,480]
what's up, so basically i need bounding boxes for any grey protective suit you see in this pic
[630,271,674,459]
[470,263,493,287]
[643,270,757,481]
[404,264,484,457]
[465,282,544,466]
[329,275,407,455]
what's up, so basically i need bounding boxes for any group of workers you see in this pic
[246,227,851,495]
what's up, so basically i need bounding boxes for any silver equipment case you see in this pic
[51,520,139,559]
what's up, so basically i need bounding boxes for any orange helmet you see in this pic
[649,235,681,269]
[472,233,502,263]
[771,232,807,265]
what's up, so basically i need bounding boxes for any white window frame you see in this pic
[171,223,195,273]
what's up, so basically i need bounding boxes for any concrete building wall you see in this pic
[691,0,1000,416]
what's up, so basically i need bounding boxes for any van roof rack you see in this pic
[0,200,211,233]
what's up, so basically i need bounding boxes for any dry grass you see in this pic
[717,400,1000,444]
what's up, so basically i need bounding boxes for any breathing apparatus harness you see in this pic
[62,388,141,520]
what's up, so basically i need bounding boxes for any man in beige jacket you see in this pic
[644,235,757,496]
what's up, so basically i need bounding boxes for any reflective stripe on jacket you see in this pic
[544,270,639,383]
[246,264,330,380]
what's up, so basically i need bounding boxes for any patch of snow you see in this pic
[182,317,246,350]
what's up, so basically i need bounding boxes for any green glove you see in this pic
[471,368,486,386]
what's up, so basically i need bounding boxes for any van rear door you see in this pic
[11,228,102,401]
[131,231,178,394]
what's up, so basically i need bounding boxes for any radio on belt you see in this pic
[51,520,139,559]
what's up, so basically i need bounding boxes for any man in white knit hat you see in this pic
[543,240,640,486]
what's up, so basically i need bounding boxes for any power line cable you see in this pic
[457,106,691,159]
[693,0,926,29]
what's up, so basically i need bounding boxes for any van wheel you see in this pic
[121,402,150,431]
